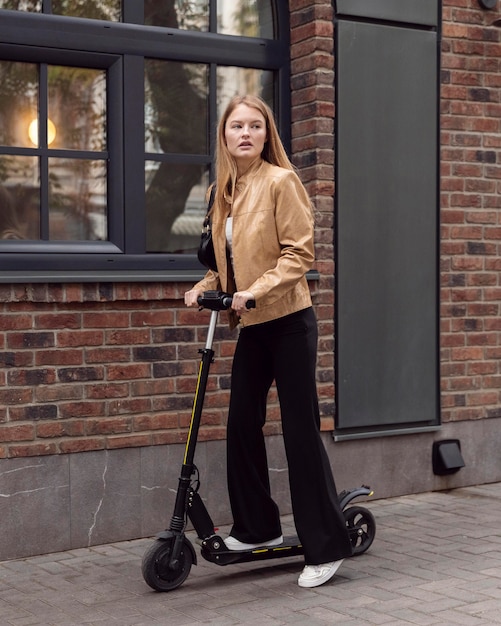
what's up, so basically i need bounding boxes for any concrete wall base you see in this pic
[0,418,499,561]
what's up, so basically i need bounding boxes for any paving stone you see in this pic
[1,484,501,625]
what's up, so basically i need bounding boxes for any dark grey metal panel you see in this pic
[336,20,438,430]
[336,0,439,27]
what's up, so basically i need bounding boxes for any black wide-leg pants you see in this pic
[226,307,353,565]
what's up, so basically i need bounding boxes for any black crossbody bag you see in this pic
[197,185,218,272]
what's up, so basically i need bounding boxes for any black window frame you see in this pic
[0,3,290,279]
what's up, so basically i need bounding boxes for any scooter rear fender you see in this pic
[338,486,374,510]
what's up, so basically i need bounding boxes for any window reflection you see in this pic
[145,164,209,253]
[0,61,38,149]
[0,59,108,243]
[0,156,40,240]
[143,0,273,37]
[48,158,107,240]
[48,66,106,151]
[0,0,41,10]
[145,60,208,154]
[0,0,120,17]
[145,0,209,31]
[51,0,120,20]
[144,59,209,252]
[217,66,273,116]
[144,64,272,253]
[169,171,210,252]
[218,0,273,38]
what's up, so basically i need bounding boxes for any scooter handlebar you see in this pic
[197,290,255,312]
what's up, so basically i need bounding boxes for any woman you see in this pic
[184,95,352,588]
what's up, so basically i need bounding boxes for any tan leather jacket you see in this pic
[193,158,315,328]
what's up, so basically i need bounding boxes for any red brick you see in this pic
[59,438,106,453]
[9,443,58,457]
[85,417,132,435]
[107,434,152,449]
[107,363,151,381]
[0,424,35,442]
[58,401,106,419]
[34,313,81,329]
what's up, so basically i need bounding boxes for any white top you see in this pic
[226,217,233,261]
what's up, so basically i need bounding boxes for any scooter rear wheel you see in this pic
[142,537,193,591]
[343,505,376,555]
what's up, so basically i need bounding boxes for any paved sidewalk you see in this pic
[1,483,501,625]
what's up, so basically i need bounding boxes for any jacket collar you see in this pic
[236,156,265,187]
[223,157,266,208]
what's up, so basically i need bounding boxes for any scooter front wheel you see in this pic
[343,505,376,556]
[142,537,193,592]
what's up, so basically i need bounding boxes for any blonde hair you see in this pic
[212,95,294,214]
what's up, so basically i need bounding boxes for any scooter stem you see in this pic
[205,309,218,352]
[168,309,219,535]
[184,309,218,467]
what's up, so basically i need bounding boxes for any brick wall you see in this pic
[440,0,501,421]
[2,0,500,461]
[0,1,337,460]
[0,282,253,458]
[290,0,336,429]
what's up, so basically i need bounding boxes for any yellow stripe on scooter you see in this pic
[183,360,204,464]
[252,545,300,554]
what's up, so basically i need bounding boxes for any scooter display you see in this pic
[142,291,376,592]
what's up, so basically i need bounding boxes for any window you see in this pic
[0,59,110,244]
[0,1,289,275]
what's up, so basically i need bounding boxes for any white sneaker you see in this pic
[224,535,283,551]
[298,559,344,588]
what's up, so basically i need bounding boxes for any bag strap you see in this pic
[203,185,216,228]
[207,184,216,215]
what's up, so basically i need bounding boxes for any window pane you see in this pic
[48,158,107,240]
[0,156,40,240]
[0,0,41,10]
[0,61,38,149]
[51,0,120,21]
[218,0,273,38]
[48,66,106,152]
[145,0,208,31]
[216,66,274,116]
[145,60,208,154]
[145,164,209,252]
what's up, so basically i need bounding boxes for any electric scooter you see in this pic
[142,291,376,592]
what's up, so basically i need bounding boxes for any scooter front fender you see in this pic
[156,530,197,566]
[338,486,374,510]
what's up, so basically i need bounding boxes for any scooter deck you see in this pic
[200,534,303,566]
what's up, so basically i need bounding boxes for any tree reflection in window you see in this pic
[0,0,41,11]
[144,0,273,38]
[0,0,120,19]
[0,61,40,240]
[144,0,209,31]
[143,1,274,253]
[0,61,107,242]
[144,59,208,252]
[0,0,280,257]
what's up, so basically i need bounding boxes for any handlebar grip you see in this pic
[197,291,255,311]
[223,296,255,309]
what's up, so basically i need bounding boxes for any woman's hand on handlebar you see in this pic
[232,291,255,316]
[184,288,203,308]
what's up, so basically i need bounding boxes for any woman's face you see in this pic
[224,104,267,169]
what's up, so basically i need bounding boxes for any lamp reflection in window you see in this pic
[28,118,56,146]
